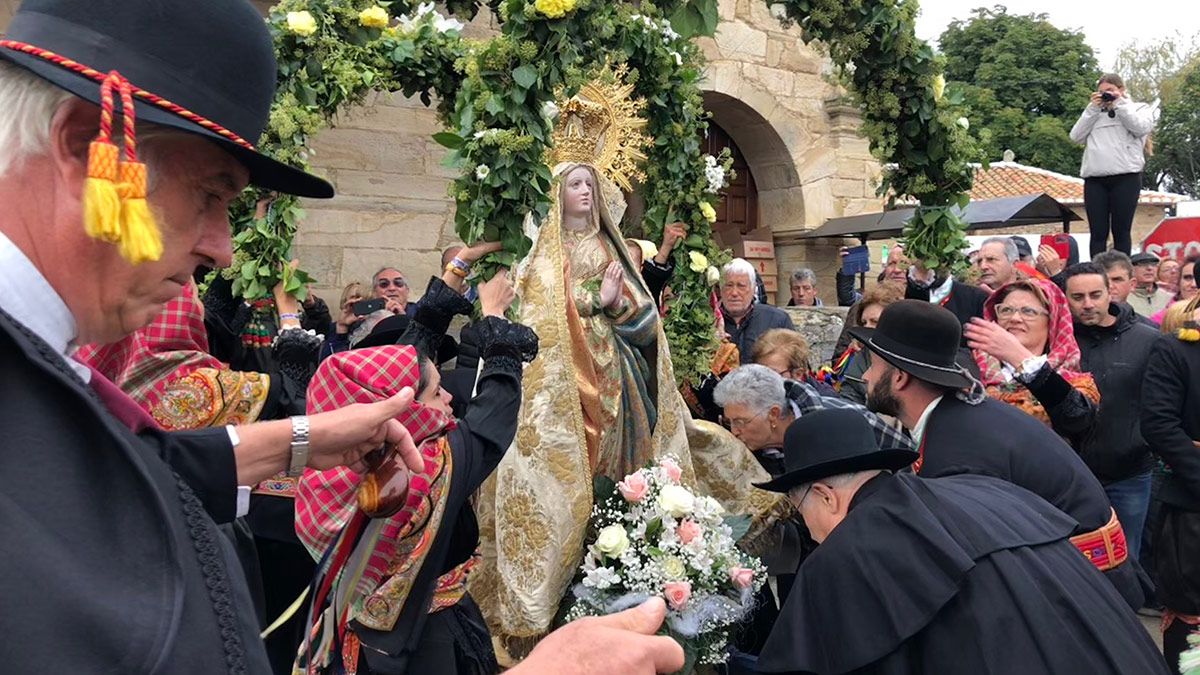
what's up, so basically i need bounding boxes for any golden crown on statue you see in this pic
[548,65,650,192]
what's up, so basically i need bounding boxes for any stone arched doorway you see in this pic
[703,120,758,235]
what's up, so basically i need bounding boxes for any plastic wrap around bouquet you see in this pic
[565,455,767,669]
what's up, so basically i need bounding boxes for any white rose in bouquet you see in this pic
[595,523,629,557]
[658,485,695,518]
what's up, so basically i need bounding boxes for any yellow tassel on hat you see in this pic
[116,160,162,264]
[83,140,121,243]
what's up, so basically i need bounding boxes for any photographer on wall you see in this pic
[1069,73,1157,257]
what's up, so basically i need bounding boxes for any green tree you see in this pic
[939,5,1099,174]
[1152,59,1200,196]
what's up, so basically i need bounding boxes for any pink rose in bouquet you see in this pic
[729,566,755,590]
[664,581,692,610]
[677,519,702,544]
[618,471,649,502]
[659,458,683,482]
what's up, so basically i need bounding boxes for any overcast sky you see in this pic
[913,1,1200,70]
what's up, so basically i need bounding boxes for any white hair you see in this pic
[0,60,188,188]
[713,364,787,415]
[0,61,74,178]
[787,470,882,502]
[722,257,759,287]
[981,236,1019,263]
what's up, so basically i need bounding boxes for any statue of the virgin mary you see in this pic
[468,75,783,650]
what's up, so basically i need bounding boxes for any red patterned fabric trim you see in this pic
[429,554,479,613]
[252,474,297,498]
[0,39,256,150]
[1069,508,1129,572]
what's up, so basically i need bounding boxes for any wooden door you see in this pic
[703,122,758,235]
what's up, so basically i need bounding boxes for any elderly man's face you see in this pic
[373,267,409,304]
[77,135,247,343]
[791,279,818,306]
[721,272,754,318]
[1134,262,1159,286]
[720,401,775,451]
[977,242,1014,288]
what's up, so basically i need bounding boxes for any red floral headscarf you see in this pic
[295,345,455,593]
[976,278,1086,388]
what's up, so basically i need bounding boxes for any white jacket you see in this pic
[1069,98,1156,178]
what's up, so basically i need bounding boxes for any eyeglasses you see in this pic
[719,410,766,430]
[995,304,1048,320]
[795,484,814,507]
[376,277,406,289]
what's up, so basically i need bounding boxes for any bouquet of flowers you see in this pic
[565,455,766,669]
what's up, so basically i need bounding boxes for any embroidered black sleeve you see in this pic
[413,276,473,334]
[475,316,539,377]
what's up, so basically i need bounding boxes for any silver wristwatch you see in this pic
[288,415,311,477]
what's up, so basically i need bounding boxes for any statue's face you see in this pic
[563,166,595,220]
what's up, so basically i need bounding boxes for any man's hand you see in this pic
[385,298,404,315]
[307,389,422,474]
[654,223,687,264]
[513,598,684,675]
[458,240,505,264]
[478,269,516,318]
[1036,245,1065,277]
[599,262,625,309]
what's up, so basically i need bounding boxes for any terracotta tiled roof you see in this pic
[966,162,1185,206]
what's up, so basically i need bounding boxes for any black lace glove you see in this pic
[413,276,473,335]
[273,328,322,391]
[475,315,539,377]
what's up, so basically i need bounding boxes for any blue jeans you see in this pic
[1104,470,1153,560]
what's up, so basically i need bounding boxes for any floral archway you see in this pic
[228,0,976,383]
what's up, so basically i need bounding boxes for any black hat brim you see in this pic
[753,447,919,493]
[0,49,335,199]
[847,326,973,390]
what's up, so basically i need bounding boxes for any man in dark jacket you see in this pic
[752,409,1168,675]
[851,300,1147,610]
[1141,317,1200,671]
[721,258,795,363]
[1065,263,1161,559]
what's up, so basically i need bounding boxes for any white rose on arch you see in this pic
[658,484,695,518]
[541,100,560,121]
[595,524,630,557]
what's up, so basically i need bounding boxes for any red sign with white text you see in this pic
[1142,217,1200,261]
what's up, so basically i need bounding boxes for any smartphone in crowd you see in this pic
[842,245,871,276]
[352,298,386,316]
[1040,234,1071,260]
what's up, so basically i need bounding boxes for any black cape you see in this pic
[0,309,270,672]
[757,473,1167,675]
[921,395,1150,609]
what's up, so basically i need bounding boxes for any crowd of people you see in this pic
[0,0,1196,673]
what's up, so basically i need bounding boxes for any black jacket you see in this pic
[1074,303,1160,482]
[1142,334,1200,511]
[724,303,795,364]
[906,277,988,333]
[0,309,270,672]
[920,395,1146,609]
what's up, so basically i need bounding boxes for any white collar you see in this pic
[929,275,955,305]
[0,231,91,382]
[911,395,944,445]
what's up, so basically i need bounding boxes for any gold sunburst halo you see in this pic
[548,65,650,192]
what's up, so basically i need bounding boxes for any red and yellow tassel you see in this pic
[83,73,122,243]
[116,160,161,263]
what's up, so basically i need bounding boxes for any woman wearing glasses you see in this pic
[963,279,1100,446]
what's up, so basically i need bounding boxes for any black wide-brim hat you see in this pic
[354,315,459,365]
[0,0,333,198]
[847,299,973,390]
[754,408,917,493]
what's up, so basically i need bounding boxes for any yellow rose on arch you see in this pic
[699,201,717,223]
[534,0,577,19]
[358,5,390,28]
[285,10,317,36]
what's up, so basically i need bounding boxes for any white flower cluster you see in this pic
[396,2,464,33]
[703,154,728,193]
[568,455,765,665]
[629,14,685,67]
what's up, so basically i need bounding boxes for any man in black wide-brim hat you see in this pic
[0,0,434,671]
[848,299,1152,613]
[752,408,1168,674]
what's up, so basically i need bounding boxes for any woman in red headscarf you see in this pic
[963,278,1100,446]
[295,271,537,675]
